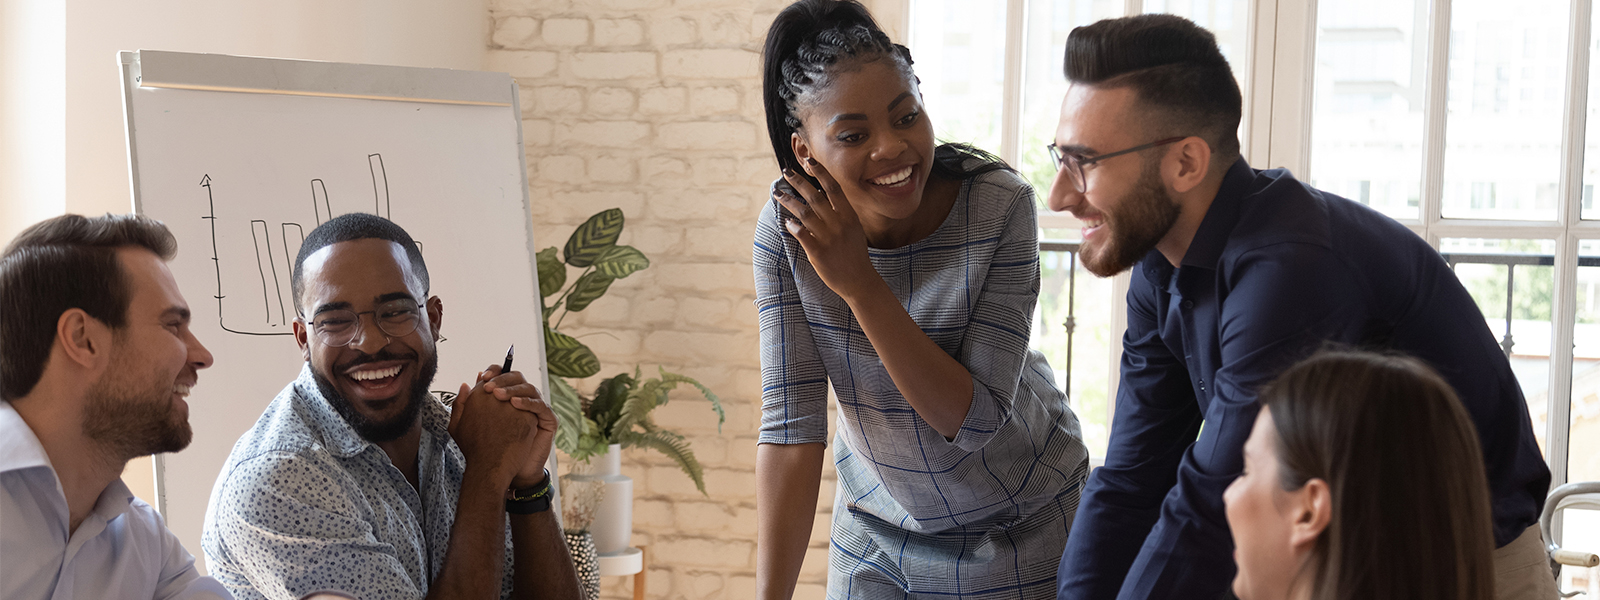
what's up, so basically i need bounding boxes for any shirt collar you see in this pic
[0,400,53,474]
[1179,157,1255,271]
[291,364,452,459]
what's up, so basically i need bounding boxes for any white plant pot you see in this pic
[568,443,632,555]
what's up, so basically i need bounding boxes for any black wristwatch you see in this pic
[505,470,552,514]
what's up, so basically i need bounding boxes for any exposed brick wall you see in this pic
[487,0,878,597]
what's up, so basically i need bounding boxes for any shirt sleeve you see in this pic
[1056,258,1202,600]
[948,181,1044,451]
[206,451,423,600]
[1079,243,1370,600]
[152,506,234,600]
[754,196,831,446]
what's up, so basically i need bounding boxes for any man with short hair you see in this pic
[1047,14,1555,600]
[202,213,580,600]
[0,213,230,599]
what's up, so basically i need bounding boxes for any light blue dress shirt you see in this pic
[0,400,231,600]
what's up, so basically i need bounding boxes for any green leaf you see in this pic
[536,247,566,299]
[563,209,624,268]
[592,245,650,279]
[549,377,585,457]
[657,368,726,432]
[564,271,614,312]
[544,328,599,379]
[589,373,636,438]
[542,305,557,321]
[615,429,706,495]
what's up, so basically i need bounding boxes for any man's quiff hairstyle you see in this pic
[1065,14,1243,171]
[0,214,178,401]
[291,213,429,314]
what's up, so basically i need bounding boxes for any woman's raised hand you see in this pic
[775,158,882,302]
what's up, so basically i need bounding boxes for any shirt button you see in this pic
[1198,379,1206,392]
[1181,300,1194,309]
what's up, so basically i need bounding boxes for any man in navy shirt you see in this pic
[1046,14,1554,600]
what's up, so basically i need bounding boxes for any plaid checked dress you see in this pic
[754,165,1090,599]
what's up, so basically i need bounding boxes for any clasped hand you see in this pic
[447,365,556,489]
[774,158,883,302]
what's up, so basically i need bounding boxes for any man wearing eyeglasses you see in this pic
[201,213,581,600]
[1048,15,1555,600]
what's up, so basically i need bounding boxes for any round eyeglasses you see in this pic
[302,298,422,347]
[1047,136,1187,194]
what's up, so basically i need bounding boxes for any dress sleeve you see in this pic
[947,180,1043,451]
[754,196,830,446]
[205,452,423,600]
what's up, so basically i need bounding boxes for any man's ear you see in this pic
[1166,136,1213,194]
[55,308,111,371]
[292,318,311,361]
[1289,478,1333,551]
[426,296,444,342]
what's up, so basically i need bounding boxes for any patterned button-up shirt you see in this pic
[201,366,513,600]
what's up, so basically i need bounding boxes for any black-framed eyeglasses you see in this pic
[1047,136,1187,194]
[301,298,422,347]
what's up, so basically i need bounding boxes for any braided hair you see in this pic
[761,0,1009,182]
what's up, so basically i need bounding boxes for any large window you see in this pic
[904,0,1600,589]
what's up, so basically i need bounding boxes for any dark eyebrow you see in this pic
[161,307,191,323]
[829,113,868,125]
[375,292,418,305]
[1055,143,1097,157]
[312,301,353,317]
[886,92,914,112]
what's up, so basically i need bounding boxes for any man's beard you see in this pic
[1080,158,1182,277]
[312,349,439,443]
[82,353,192,459]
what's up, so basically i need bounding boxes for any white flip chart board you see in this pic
[121,50,548,570]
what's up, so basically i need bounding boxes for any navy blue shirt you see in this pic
[1056,159,1551,600]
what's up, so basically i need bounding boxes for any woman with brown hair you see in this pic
[1223,350,1499,600]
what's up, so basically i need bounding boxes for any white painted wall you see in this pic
[1,0,490,573]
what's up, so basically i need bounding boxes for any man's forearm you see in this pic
[510,508,581,600]
[429,469,513,600]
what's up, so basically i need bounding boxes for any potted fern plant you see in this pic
[537,208,724,557]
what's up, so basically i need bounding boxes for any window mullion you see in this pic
[1420,0,1452,246]
[1000,0,1026,166]
[1125,0,1143,16]
[1550,0,1594,500]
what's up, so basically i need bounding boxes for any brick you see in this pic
[633,498,674,528]
[675,0,745,8]
[492,16,540,49]
[568,52,656,79]
[542,18,589,46]
[654,399,727,435]
[533,86,583,113]
[588,87,635,115]
[554,121,651,148]
[700,13,748,45]
[653,16,698,45]
[648,189,750,221]
[488,50,558,78]
[727,575,757,600]
[650,263,756,295]
[638,87,687,115]
[593,19,645,46]
[657,121,758,150]
[628,225,684,256]
[727,436,759,470]
[643,329,752,366]
[741,156,783,187]
[655,536,754,568]
[588,155,635,183]
[632,295,677,324]
[800,546,830,577]
[691,156,738,183]
[522,119,553,146]
[679,295,733,327]
[640,156,691,181]
[681,571,726,598]
[662,49,759,79]
[548,191,646,223]
[675,501,734,533]
[538,155,586,184]
[795,582,828,598]
[596,0,669,9]
[691,86,741,115]
[578,327,640,357]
